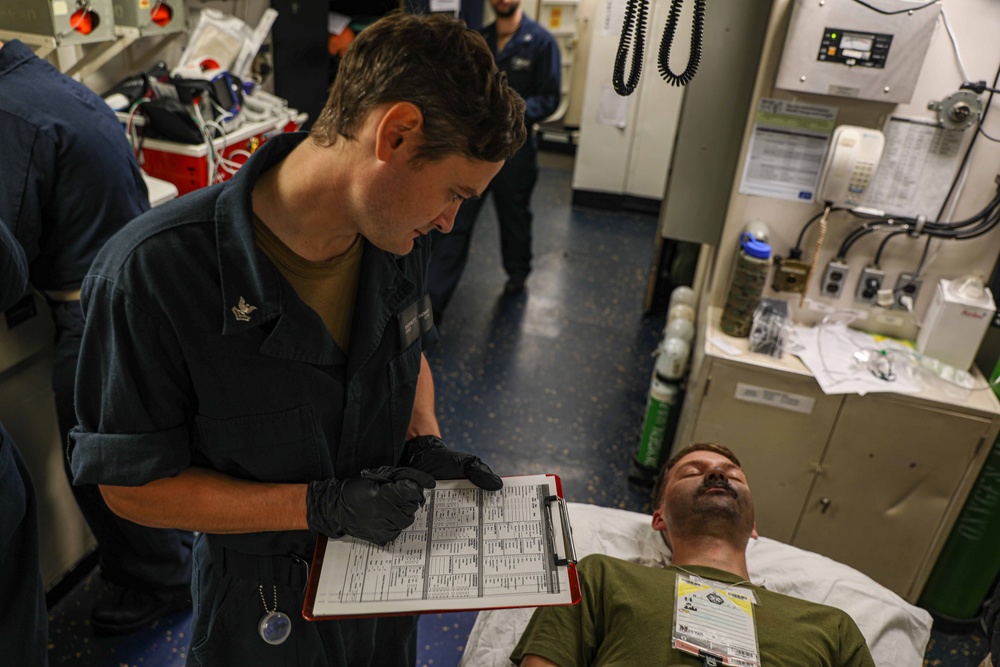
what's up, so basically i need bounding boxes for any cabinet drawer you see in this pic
[690,360,841,543]
[793,393,992,599]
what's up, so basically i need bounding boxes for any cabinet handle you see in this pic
[820,497,832,514]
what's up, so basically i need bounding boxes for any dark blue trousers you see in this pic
[50,301,193,592]
[0,423,48,666]
[428,139,539,318]
[188,535,418,666]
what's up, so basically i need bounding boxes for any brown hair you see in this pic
[651,443,742,508]
[310,11,526,164]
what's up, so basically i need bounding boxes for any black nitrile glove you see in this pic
[401,435,503,491]
[306,466,436,545]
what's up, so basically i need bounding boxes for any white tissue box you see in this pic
[916,278,996,371]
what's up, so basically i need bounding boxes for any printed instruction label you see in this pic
[673,573,761,667]
[738,98,837,203]
[734,382,815,414]
[862,117,966,218]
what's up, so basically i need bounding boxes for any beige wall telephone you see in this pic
[817,125,886,207]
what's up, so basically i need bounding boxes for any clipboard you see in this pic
[302,474,579,620]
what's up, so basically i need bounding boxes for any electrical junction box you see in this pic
[112,0,186,36]
[0,0,117,46]
[773,257,811,294]
[775,0,941,104]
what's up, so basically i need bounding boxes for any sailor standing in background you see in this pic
[427,0,561,319]
[0,39,193,635]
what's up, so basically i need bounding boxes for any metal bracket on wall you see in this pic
[0,29,57,59]
[928,90,983,131]
[63,26,142,80]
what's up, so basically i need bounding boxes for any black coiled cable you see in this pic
[612,0,649,96]
[658,0,706,87]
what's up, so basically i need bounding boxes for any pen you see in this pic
[360,466,395,483]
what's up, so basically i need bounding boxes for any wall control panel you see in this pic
[775,0,941,104]
[818,28,892,69]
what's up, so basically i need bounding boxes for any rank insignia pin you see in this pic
[232,296,257,322]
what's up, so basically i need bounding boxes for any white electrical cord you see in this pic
[191,100,217,185]
[939,8,971,83]
[812,312,994,392]
[814,311,860,390]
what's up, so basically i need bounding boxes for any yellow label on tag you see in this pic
[674,573,761,667]
[549,7,562,28]
[140,0,150,8]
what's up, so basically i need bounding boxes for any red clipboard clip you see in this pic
[544,494,577,567]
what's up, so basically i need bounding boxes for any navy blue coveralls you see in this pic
[427,15,560,316]
[0,39,192,596]
[0,219,47,666]
[69,133,437,666]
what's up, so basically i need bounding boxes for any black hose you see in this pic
[873,229,910,266]
[658,0,706,87]
[613,0,649,96]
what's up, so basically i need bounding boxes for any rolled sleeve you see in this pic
[69,271,195,487]
[69,424,191,485]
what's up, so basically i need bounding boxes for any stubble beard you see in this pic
[672,487,753,540]
[494,3,519,18]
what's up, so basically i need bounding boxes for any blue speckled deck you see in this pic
[46,155,989,666]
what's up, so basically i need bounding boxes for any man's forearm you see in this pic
[407,352,441,440]
[100,466,309,533]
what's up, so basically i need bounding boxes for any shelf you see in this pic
[702,306,1000,416]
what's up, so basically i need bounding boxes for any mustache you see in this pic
[697,477,738,499]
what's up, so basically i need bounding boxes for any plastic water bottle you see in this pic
[720,233,771,337]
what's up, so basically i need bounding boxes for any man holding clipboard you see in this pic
[67,12,523,667]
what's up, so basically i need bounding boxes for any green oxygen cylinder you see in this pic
[917,358,1000,621]
[634,373,680,471]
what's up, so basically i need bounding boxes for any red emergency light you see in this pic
[151,3,173,27]
[70,8,100,35]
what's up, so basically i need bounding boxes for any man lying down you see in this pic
[511,443,877,667]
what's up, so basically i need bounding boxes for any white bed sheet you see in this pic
[460,503,932,667]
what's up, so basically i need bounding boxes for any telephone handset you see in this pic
[816,125,886,208]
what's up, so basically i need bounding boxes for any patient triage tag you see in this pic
[672,573,760,667]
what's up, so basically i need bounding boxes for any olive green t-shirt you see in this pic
[511,554,876,667]
[254,216,364,351]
